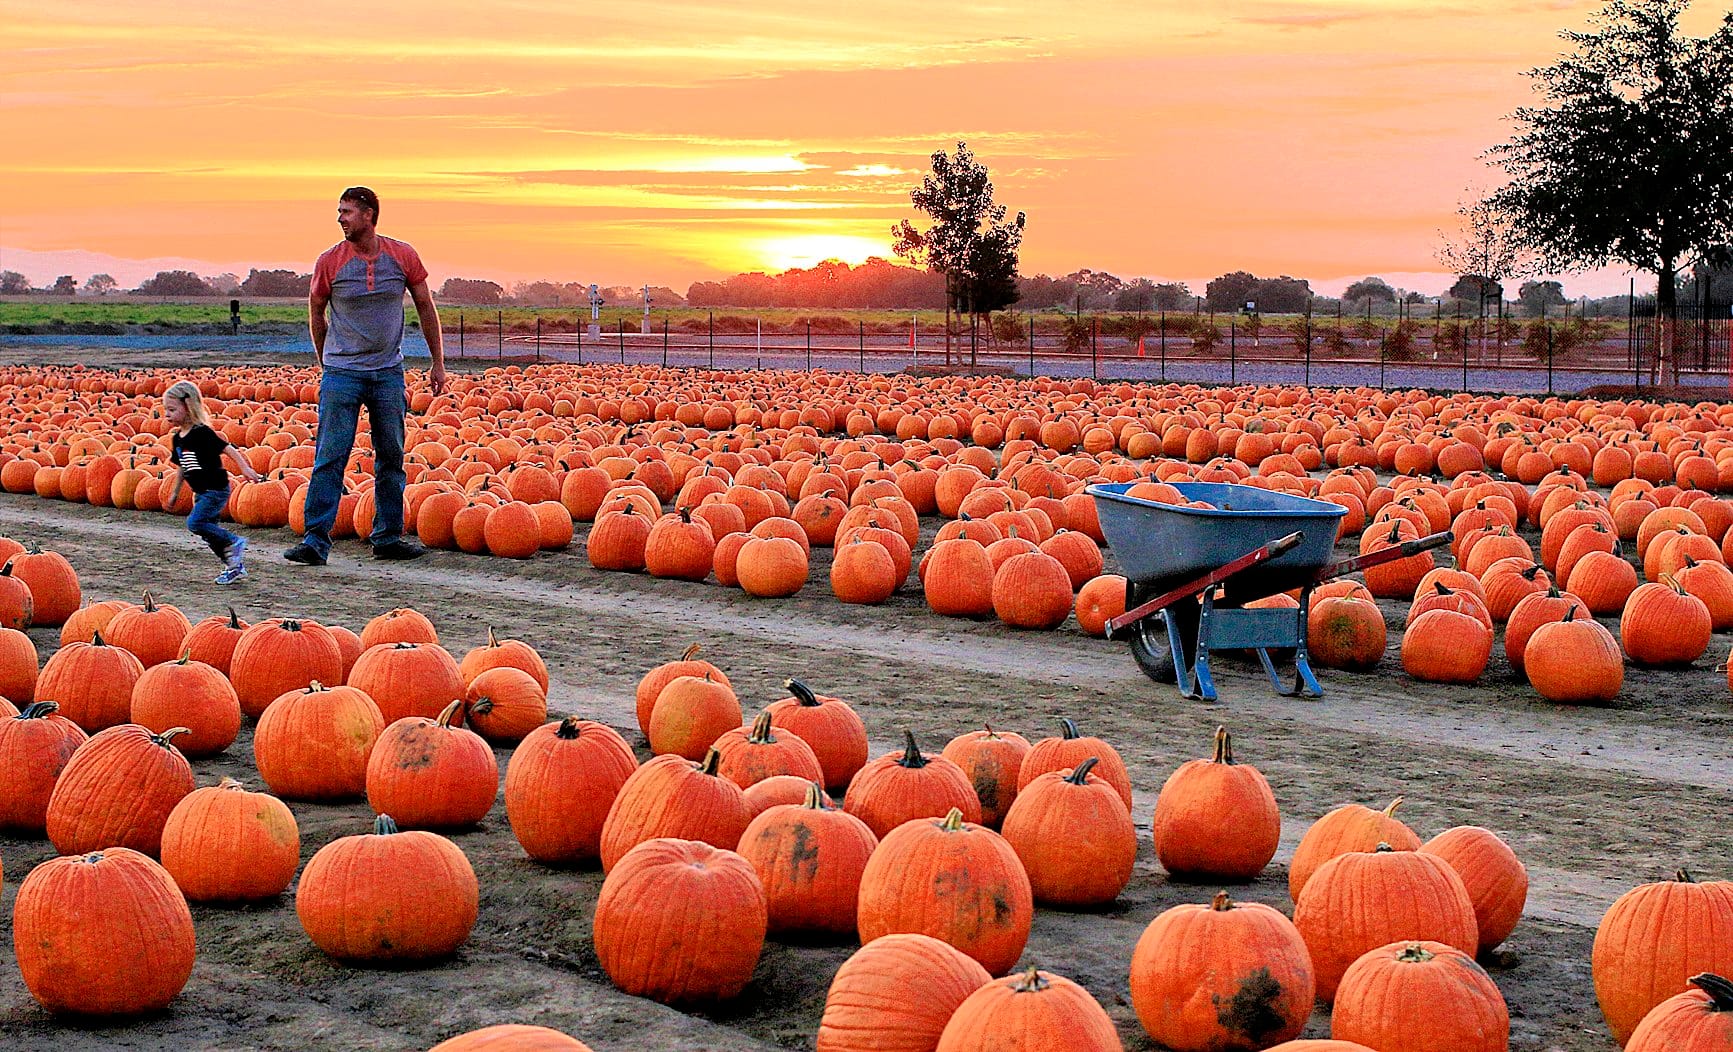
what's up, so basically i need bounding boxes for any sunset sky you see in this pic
[4,0,1715,298]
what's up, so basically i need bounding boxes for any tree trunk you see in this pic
[1657,259,1678,383]
[943,277,953,366]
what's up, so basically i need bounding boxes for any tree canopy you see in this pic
[891,141,1026,316]
[1486,0,1733,312]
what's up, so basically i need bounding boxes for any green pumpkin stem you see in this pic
[1383,797,1404,818]
[1059,717,1081,740]
[698,747,724,777]
[16,701,60,719]
[1064,757,1100,785]
[803,782,831,810]
[1396,943,1436,964]
[373,814,400,835]
[939,807,965,831]
[748,709,777,744]
[1688,974,1733,1012]
[898,729,929,768]
[1676,867,1697,883]
[1211,890,1234,911]
[90,627,106,646]
[785,678,820,706]
[1212,726,1234,764]
[436,699,466,727]
[153,726,192,748]
[555,716,583,739]
[1010,966,1049,994]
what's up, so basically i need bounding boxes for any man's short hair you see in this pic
[341,186,379,223]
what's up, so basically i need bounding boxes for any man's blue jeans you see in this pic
[300,364,407,556]
[187,487,239,559]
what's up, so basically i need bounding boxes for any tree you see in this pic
[1343,277,1397,306]
[437,278,502,305]
[1486,0,1733,320]
[1448,275,1504,302]
[1251,276,1313,313]
[83,274,117,295]
[240,269,311,297]
[50,276,77,296]
[1436,195,1530,307]
[1151,282,1192,311]
[892,141,1025,364]
[1204,271,1258,311]
[136,270,215,296]
[0,271,31,294]
[205,273,241,295]
[1518,280,1569,316]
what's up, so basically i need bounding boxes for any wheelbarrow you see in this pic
[1085,481,1451,701]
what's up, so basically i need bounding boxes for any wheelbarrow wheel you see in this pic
[1127,614,1177,684]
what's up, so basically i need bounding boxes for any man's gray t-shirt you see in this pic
[311,236,428,371]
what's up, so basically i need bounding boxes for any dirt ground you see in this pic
[0,346,1728,1052]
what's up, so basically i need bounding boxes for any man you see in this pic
[285,186,446,566]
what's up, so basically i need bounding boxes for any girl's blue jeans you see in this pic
[187,487,240,559]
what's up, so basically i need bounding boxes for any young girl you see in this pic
[163,380,262,584]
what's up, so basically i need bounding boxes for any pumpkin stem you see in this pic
[680,642,703,662]
[1375,841,1394,853]
[1433,581,1450,596]
[488,627,501,648]
[1211,890,1234,911]
[373,814,400,836]
[1396,943,1436,964]
[309,680,325,692]
[785,678,820,706]
[939,807,965,831]
[802,782,831,810]
[1010,966,1049,994]
[697,747,724,777]
[153,727,192,748]
[177,645,193,665]
[216,776,246,791]
[1212,725,1234,764]
[1064,757,1100,784]
[748,709,777,744]
[1676,867,1697,883]
[1060,717,1081,740]
[16,701,60,719]
[91,627,106,646]
[1688,974,1733,1012]
[898,729,929,768]
[436,699,466,728]
[1383,797,1404,818]
[141,591,157,612]
[282,618,302,631]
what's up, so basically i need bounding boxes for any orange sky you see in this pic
[3,1,1712,297]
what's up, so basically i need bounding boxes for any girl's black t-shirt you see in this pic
[172,424,230,493]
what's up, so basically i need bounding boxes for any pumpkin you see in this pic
[1017,718,1133,811]
[1593,869,1733,1044]
[1626,973,1733,1052]
[159,777,300,901]
[817,933,992,1052]
[1307,595,1387,670]
[737,781,878,936]
[1567,549,1639,615]
[644,506,717,580]
[0,561,34,629]
[1525,608,1624,703]
[1420,826,1528,954]
[1503,585,1587,672]
[1332,941,1509,1052]
[35,629,146,732]
[1265,1043,1376,1052]
[1000,757,1136,907]
[736,534,809,596]
[504,716,637,865]
[1151,726,1282,881]
[0,624,38,704]
[857,807,1033,976]
[1294,844,1480,1001]
[347,641,467,724]
[923,538,995,617]
[253,681,386,801]
[367,699,499,828]
[459,627,550,692]
[182,606,249,675]
[428,1026,594,1051]
[0,701,88,832]
[1620,576,1712,666]
[935,967,1121,1051]
[647,672,743,760]
[296,814,479,961]
[634,642,730,735]
[45,723,195,857]
[592,837,766,1003]
[941,725,1032,829]
[598,748,751,872]
[743,774,814,817]
[711,708,825,789]
[991,550,1075,629]
[12,847,195,1015]
[102,592,191,668]
[844,729,982,839]
[129,652,241,758]
[1129,890,1315,1051]
[228,617,345,717]
[1290,800,1420,903]
[463,665,548,743]
[359,606,439,648]
[765,677,869,793]
[586,503,650,569]
[831,536,899,603]
[1400,608,1492,683]
[1073,573,1127,636]
[3,546,80,626]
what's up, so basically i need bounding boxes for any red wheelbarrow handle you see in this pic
[1106,531,1304,635]
[1314,530,1453,583]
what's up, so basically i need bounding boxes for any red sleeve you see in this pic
[386,239,429,286]
[310,244,349,299]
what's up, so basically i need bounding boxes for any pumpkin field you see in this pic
[0,342,1729,1052]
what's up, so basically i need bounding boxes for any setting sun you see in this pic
[752,234,891,272]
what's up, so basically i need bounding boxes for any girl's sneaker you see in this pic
[216,565,247,585]
[226,537,248,569]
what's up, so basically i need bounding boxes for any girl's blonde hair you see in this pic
[163,380,211,428]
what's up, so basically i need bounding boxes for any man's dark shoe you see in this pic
[372,539,428,561]
[282,543,327,566]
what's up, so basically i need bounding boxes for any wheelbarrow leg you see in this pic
[1186,593,1220,702]
[1290,589,1324,697]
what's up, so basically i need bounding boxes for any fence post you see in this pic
[535,315,542,364]
[1026,315,1034,376]
[806,321,812,371]
[1461,326,1469,393]
[859,321,865,372]
[662,318,668,368]
[1091,316,1098,379]
[1628,278,1637,388]
[619,319,625,363]
[708,310,714,369]
[1379,331,1386,390]
[1230,316,1237,385]
[1304,315,1311,386]
[1547,323,1554,396]
[497,309,503,363]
